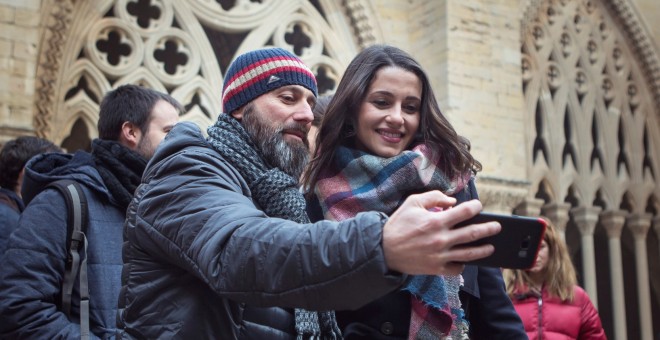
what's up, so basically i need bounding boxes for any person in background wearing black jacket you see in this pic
[302,44,527,339]
[0,136,60,255]
[0,84,181,339]
[118,47,502,339]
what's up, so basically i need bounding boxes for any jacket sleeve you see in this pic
[127,147,404,311]
[0,189,97,339]
[577,287,607,339]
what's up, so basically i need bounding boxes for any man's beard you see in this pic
[242,103,310,179]
[136,131,155,160]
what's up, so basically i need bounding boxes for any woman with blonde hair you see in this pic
[503,222,607,339]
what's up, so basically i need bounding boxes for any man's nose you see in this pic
[293,102,314,123]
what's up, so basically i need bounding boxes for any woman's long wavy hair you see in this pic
[503,221,577,302]
[301,44,481,194]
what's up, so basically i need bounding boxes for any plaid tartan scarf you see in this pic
[313,145,471,339]
[207,114,341,340]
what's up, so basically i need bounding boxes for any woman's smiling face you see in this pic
[354,66,422,158]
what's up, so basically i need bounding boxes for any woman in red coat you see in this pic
[503,222,607,340]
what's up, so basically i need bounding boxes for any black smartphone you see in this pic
[454,212,547,269]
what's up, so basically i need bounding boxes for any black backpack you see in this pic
[46,179,90,340]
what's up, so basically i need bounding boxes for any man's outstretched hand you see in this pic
[382,191,501,276]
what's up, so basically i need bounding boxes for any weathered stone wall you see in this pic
[0,0,42,142]
[372,0,530,212]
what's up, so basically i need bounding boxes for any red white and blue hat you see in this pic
[222,47,318,114]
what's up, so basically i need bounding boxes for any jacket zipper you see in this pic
[537,295,543,340]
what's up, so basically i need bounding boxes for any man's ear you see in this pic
[118,121,141,149]
[230,106,244,121]
[15,167,25,197]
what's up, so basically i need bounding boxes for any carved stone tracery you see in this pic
[523,0,660,215]
[523,0,660,114]
[34,0,382,147]
[521,1,660,337]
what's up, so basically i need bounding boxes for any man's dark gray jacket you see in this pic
[118,121,405,339]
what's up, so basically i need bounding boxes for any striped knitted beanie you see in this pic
[222,47,318,114]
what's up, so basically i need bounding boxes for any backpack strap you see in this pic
[47,179,90,340]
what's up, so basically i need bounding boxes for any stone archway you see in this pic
[33,0,383,150]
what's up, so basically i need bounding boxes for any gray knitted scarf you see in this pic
[207,114,341,340]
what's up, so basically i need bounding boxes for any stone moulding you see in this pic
[35,0,75,139]
[476,175,531,214]
[343,0,379,49]
[605,0,660,117]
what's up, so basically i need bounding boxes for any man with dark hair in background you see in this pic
[0,136,61,254]
[0,84,182,339]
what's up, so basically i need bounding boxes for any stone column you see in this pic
[654,216,660,261]
[570,206,601,308]
[599,210,627,340]
[627,213,653,340]
[542,202,572,240]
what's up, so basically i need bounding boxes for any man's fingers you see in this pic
[450,221,501,246]
[430,199,482,228]
[444,243,496,264]
[384,194,502,276]
[404,190,457,210]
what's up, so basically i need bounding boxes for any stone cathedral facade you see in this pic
[0,0,659,339]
